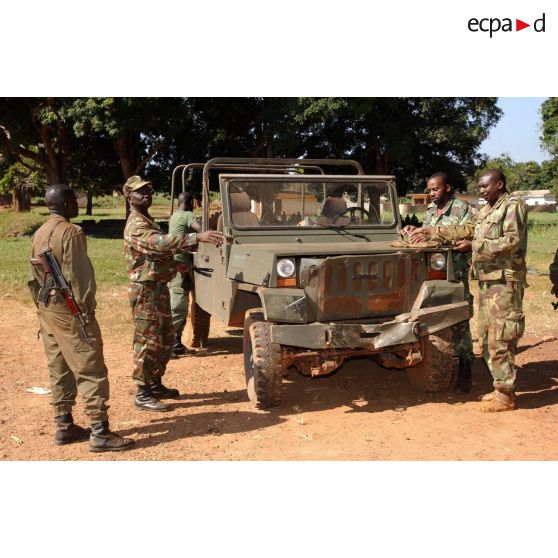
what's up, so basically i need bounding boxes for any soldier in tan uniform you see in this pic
[123,176,223,412]
[29,184,134,451]
[409,169,527,412]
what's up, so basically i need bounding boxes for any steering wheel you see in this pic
[332,207,371,224]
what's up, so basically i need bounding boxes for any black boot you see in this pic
[454,357,473,393]
[89,420,135,453]
[172,333,187,357]
[149,377,180,399]
[134,384,169,411]
[54,413,90,446]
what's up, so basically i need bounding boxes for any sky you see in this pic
[480,97,549,164]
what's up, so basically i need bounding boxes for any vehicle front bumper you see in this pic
[269,299,470,351]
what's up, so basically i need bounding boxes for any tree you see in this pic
[0,97,505,211]
[541,97,558,157]
[0,98,74,185]
[0,158,46,212]
[470,155,551,193]
[540,159,558,195]
[169,98,502,197]
[279,98,502,195]
[69,98,194,182]
[68,98,199,214]
[66,135,123,215]
[0,98,127,213]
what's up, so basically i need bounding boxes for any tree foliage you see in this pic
[289,97,502,194]
[541,97,558,157]
[68,97,192,183]
[0,97,74,185]
[469,154,558,194]
[0,97,505,210]
[0,158,47,211]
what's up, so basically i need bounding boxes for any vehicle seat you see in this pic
[230,192,259,227]
[317,197,348,225]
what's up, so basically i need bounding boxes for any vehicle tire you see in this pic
[184,294,211,348]
[243,308,283,409]
[406,329,456,392]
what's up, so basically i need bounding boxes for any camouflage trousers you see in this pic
[477,280,525,393]
[168,272,191,340]
[128,281,174,386]
[452,274,474,359]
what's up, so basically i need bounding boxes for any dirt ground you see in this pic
[1,293,557,461]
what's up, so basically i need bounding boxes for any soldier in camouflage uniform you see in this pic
[404,172,476,392]
[550,249,558,304]
[409,169,527,412]
[123,176,223,412]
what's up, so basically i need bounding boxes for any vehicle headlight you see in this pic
[430,253,446,271]
[277,258,296,278]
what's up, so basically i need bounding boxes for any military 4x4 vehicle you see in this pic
[172,158,470,409]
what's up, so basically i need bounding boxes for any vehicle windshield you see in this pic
[225,178,396,229]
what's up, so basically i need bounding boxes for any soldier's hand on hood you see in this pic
[408,227,432,243]
[400,225,417,237]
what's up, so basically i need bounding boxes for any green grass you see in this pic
[0,210,45,238]
[1,203,557,308]
[526,211,558,226]
[1,193,172,232]
[527,225,558,274]
[0,236,127,306]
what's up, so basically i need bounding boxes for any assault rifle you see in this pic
[31,249,96,344]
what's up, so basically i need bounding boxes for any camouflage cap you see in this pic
[123,175,152,196]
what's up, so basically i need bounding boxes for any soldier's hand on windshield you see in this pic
[197,230,224,246]
[453,239,472,253]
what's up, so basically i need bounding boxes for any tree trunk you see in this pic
[114,130,140,218]
[86,191,93,216]
[12,185,31,212]
[44,164,63,185]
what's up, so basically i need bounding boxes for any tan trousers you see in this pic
[38,308,109,422]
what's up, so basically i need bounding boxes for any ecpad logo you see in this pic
[468,13,546,37]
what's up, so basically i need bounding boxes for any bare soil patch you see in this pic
[1,290,557,461]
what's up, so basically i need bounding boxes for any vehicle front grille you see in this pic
[316,253,423,320]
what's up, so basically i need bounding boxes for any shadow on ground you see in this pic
[125,337,558,447]
[118,410,286,449]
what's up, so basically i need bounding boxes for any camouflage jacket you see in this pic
[550,248,558,295]
[124,209,198,283]
[423,196,475,281]
[431,192,528,284]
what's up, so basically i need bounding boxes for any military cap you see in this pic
[123,175,152,196]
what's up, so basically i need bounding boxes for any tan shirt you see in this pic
[28,214,97,315]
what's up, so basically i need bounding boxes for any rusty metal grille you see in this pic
[316,254,422,320]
